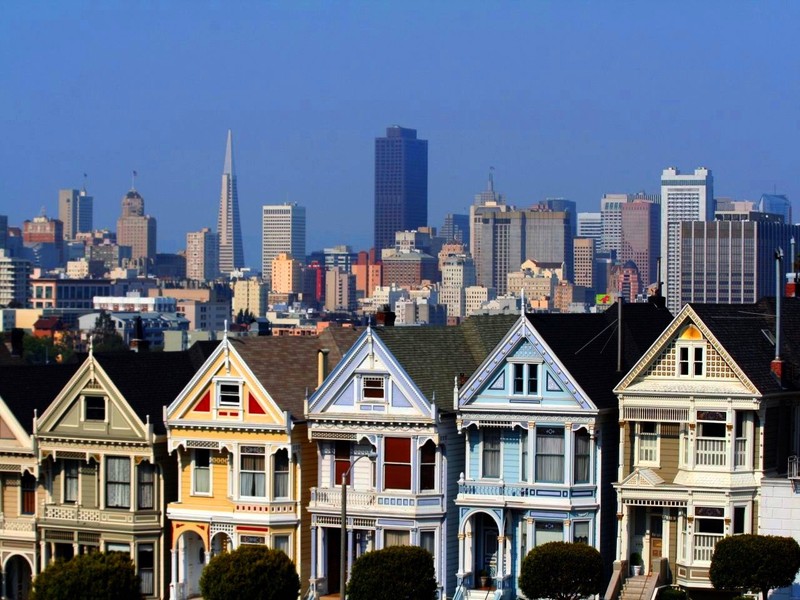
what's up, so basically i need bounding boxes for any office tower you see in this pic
[117,188,157,270]
[352,251,382,299]
[374,126,428,253]
[679,219,800,305]
[22,211,64,267]
[541,198,577,239]
[474,207,573,294]
[308,245,356,273]
[758,194,792,224]
[471,181,510,285]
[217,130,244,276]
[473,169,504,206]
[271,252,303,294]
[573,238,596,290]
[186,228,219,282]
[577,212,602,244]
[441,213,470,246]
[232,277,268,319]
[261,203,306,279]
[620,200,660,291]
[600,194,628,255]
[661,167,714,313]
[59,188,93,240]
[382,252,439,288]
[0,249,31,307]
[325,267,356,312]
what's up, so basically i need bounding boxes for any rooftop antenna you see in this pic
[82,172,88,193]
[131,170,138,190]
[488,166,495,192]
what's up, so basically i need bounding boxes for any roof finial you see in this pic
[131,170,138,191]
[520,287,525,316]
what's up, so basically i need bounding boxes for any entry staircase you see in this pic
[618,574,658,600]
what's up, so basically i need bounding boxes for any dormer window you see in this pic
[676,325,705,377]
[85,396,106,421]
[361,376,386,402]
[512,362,539,396]
[216,381,242,408]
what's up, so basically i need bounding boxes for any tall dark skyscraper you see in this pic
[217,130,244,275]
[374,126,428,253]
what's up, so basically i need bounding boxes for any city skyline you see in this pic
[2,3,798,270]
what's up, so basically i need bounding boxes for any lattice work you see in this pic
[211,522,235,536]
[645,341,678,377]
[78,531,100,543]
[312,432,357,441]
[187,440,220,449]
[704,344,735,379]
[0,465,21,473]
[56,451,86,460]
[624,407,689,423]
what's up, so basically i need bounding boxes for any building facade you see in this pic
[117,189,157,271]
[186,228,218,283]
[261,203,306,280]
[621,200,660,292]
[58,188,93,241]
[374,126,428,253]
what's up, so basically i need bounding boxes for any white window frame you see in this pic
[481,429,502,479]
[360,375,387,403]
[732,503,750,535]
[520,428,529,482]
[214,378,243,409]
[192,448,212,496]
[84,395,107,422]
[63,459,79,504]
[676,342,705,378]
[635,422,660,466]
[272,534,291,557]
[510,361,541,396]
[573,521,591,544]
[272,448,291,500]
[239,445,267,500]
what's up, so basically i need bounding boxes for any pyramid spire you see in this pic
[223,129,235,176]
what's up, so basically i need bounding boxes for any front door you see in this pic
[649,513,663,572]
[327,527,341,594]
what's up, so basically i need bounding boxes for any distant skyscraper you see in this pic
[573,238,596,290]
[540,198,577,239]
[0,215,7,251]
[117,188,157,271]
[186,227,219,282]
[620,200,660,291]
[217,130,244,276]
[22,211,64,267]
[758,194,792,224]
[577,212,602,244]
[59,188,93,240]
[660,167,714,313]
[374,126,428,253]
[261,203,306,279]
[600,192,660,256]
[441,213,470,246]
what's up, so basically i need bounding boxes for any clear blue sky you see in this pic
[2,2,798,270]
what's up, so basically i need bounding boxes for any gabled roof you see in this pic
[687,298,800,394]
[372,315,518,413]
[0,364,81,434]
[91,342,218,434]
[224,327,361,420]
[527,302,673,410]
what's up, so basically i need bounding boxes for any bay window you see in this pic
[240,446,266,498]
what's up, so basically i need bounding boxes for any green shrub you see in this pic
[710,534,800,600]
[346,545,437,600]
[200,545,300,600]
[31,551,140,600]
[658,587,688,600]
[518,541,603,600]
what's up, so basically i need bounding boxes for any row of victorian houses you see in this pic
[0,296,798,600]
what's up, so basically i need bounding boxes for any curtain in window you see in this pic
[574,430,590,483]
[64,461,79,502]
[535,428,564,483]
[106,457,131,508]
[138,544,154,595]
[384,530,410,547]
[535,521,563,546]
[240,455,266,497]
[273,450,289,498]
[482,430,501,478]
[138,463,155,509]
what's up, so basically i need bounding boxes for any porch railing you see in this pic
[696,438,726,467]
[693,533,723,562]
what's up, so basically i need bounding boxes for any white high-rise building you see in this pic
[217,130,244,276]
[261,203,306,279]
[577,212,602,245]
[660,167,714,313]
[186,228,218,282]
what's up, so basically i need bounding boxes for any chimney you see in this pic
[317,348,330,387]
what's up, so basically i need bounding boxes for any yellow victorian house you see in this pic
[165,328,359,600]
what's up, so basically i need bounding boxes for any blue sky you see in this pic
[2,2,798,269]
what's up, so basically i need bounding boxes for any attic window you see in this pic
[217,381,242,408]
[362,377,385,401]
[85,397,106,421]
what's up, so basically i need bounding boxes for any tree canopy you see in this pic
[31,551,140,600]
[200,545,300,600]
[518,541,603,600]
[710,534,800,600]
[346,545,437,600]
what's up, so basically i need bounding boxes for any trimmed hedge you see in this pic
[346,545,437,600]
[31,551,140,600]
[200,545,300,600]
[518,541,603,600]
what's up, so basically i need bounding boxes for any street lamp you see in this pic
[340,449,377,600]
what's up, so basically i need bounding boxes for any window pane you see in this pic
[334,441,351,484]
[194,449,210,494]
[385,530,410,547]
[420,531,435,555]
[483,430,501,478]
[574,430,590,483]
[273,449,290,498]
[513,364,524,394]
[574,522,590,544]
[106,457,131,509]
[385,464,411,490]
[64,460,79,503]
[733,506,746,534]
[138,462,155,509]
[536,428,564,483]
[385,438,410,463]
[520,429,529,482]
[527,365,538,395]
[535,522,563,546]
[419,441,436,491]
[273,535,290,556]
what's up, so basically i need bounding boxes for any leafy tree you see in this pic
[518,541,603,600]
[346,545,437,600]
[92,311,128,353]
[710,534,800,600]
[31,551,140,600]
[200,545,299,600]
[22,335,74,365]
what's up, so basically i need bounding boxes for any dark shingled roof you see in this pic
[94,341,218,434]
[688,297,800,394]
[528,302,673,410]
[373,314,518,413]
[0,363,81,434]
[227,327,361,420]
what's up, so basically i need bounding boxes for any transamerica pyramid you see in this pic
[217,129,244,275]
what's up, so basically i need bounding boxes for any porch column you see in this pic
[310,525,318,579]
[457,532,465,576]
[169,548,178,600]
[619,504,629,562]
[39,541,47,572]
[496,534,505,582]
[465,530,473,577]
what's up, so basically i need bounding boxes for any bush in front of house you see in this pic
[346,545,437,600]
[31,551,140,600]
[200,544,300,600]
[518,541,603,600]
